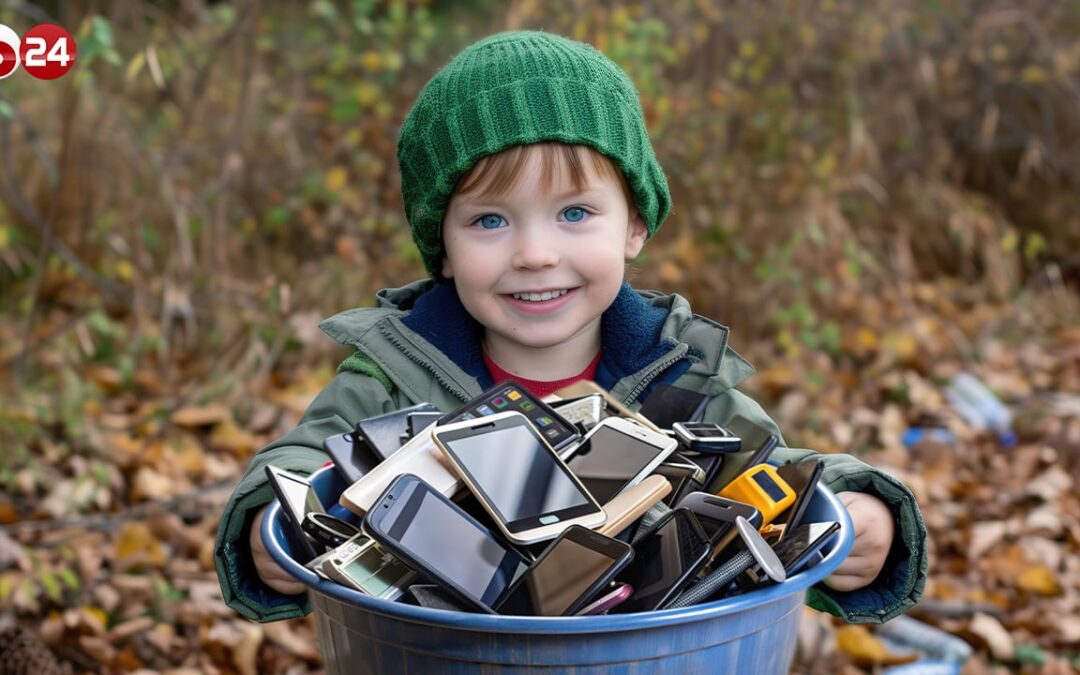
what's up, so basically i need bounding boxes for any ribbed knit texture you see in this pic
[398,30,672,276]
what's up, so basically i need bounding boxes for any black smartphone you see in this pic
[773,460,824,540]
[362,474,528,614]
[265,465,326,564]
[707,415,780,492]
[356,403,441,462]
[494,525,634,616]
[612,508,712,613]
[636,384,709,429]
[441,381,580,453]
[743,521,841,587]
[405,411,444,440]
[323,431,382,485]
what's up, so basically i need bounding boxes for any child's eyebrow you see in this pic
[455,188,603,209]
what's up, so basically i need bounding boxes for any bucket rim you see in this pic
[261,466,854,634]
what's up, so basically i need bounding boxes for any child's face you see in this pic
[441,152,647,354]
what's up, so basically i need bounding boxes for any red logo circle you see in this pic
[20,24,76,80]
[0,41,18,79]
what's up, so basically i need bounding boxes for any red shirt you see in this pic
[482,351,602,398]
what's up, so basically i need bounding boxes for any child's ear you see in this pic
[624,211,648,260]
[441,255,454,279]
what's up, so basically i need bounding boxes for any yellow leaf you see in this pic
[115,259,135,282]
[1016,565,1062,596]
[114,522,166,568]
[836,625,891,663]
[324,166,348,194]
[210,418,260,456]
[360,50,382,71]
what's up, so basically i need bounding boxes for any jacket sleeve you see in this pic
[703,389,927,623]
[214,368,396,622]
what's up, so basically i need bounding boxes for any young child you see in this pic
[215,30,926,625]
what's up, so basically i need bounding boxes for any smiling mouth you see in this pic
[509,289,571,302]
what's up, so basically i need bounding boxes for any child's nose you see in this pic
[511,227,560,270]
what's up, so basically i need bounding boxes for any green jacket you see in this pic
[215,280,926,624]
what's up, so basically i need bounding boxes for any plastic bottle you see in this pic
[901,427,957,449]
[875,615,974,666]
[944,372,1017,446]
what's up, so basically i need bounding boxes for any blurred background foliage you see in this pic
[1,2,1080,671]
[1,0,1078,506]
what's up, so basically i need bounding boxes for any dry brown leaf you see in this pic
[170,404,229,428]
[209,418,260,456]
[969,612,1015,661]
[263,620,322,661]
[132,466,180,501]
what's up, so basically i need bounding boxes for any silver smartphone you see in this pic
[321,534,415,600]
[432,411,607,545]
[563,416,679,504]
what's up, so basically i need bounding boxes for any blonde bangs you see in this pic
[454,143,631,204]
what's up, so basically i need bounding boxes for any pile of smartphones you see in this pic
[265,380,841,617]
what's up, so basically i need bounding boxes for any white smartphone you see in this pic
[563,416,679,504]
[321,534,415,600]
[432,411,607,545]
[339,426,459,515]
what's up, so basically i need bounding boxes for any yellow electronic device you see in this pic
[717,464,796,528]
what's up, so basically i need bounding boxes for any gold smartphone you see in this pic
[597,474,672,537]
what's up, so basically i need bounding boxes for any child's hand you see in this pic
[824,492,895,592]
[248,504,306,595]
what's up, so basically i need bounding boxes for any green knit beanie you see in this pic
[397,30,672,277]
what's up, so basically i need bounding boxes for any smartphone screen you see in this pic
[774,460,824,538]
[442,382,579,451]
[436,416,598,534]
[565,422,676,503]
[636,383,708,429]
[614,509,711,613]
[495,526,632,616]
[366,476,526,610]
[708,416,779,491]
[338,542,413,597]
[771,521,841,575]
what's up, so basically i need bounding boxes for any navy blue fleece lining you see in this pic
[399,281,686,395]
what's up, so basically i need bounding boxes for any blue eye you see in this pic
[477,214,505,230]
[562,207,588,223]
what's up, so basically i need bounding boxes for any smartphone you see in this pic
[406,584,470,611]
[563,416,679,504]
[613,508,713,613]
[636,383,709,429]
[656,451,708,485]
[441,381,580,453]
[405,411,444,441]
[432,412,606,545]
[323,430,382,485]
[321,534,415,600]
[363,474,528,614]
[597,474,671,537]
[744,521,841,586]
[265,465,326,563]
[494,525,634,616]
[302,512,362,549]
[355,402,441,462]
[672,422,741,454]
[707,415,780,492]
[550,394,604,431]
[773,460,824,540]
[339,425,459,515]
[577,582,633,615]
[552,381,662,433]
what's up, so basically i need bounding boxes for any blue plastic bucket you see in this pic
[263,466,853,674]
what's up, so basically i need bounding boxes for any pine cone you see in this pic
[0,627,65,675]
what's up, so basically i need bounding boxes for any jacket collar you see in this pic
[397,280,684,394]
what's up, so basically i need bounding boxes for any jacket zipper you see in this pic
[623,343,690,404]
[378,322,473,403]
